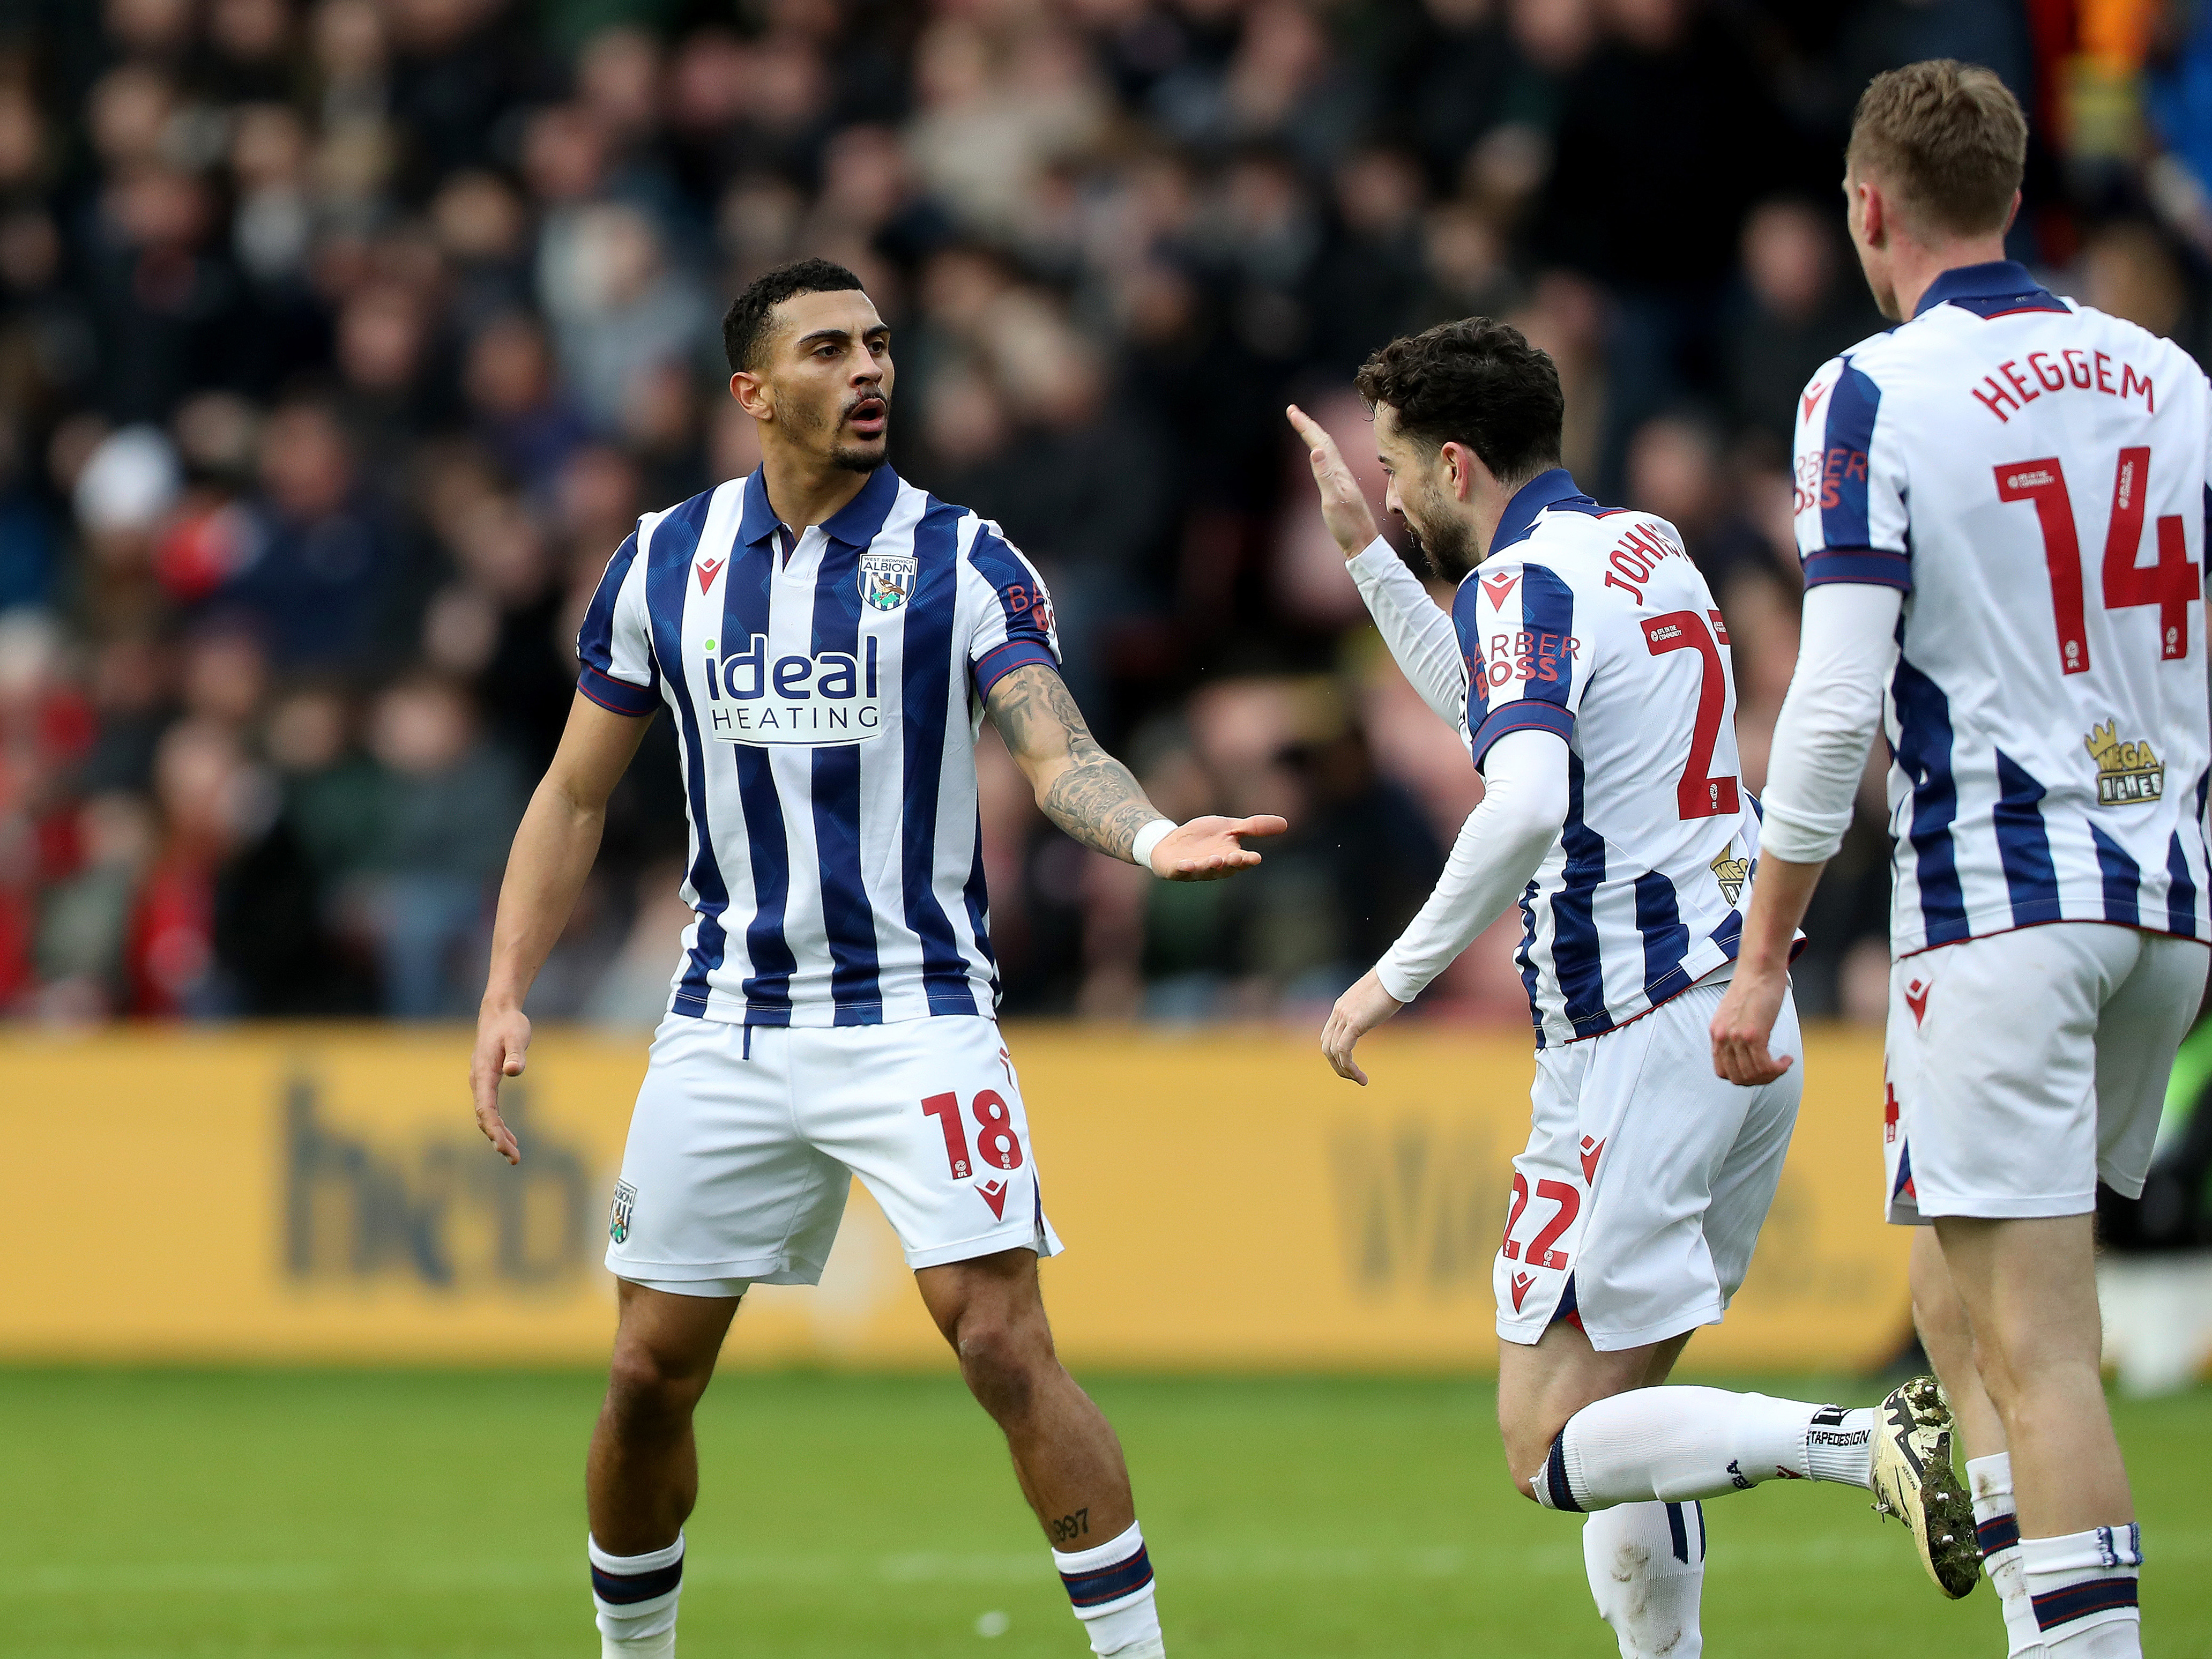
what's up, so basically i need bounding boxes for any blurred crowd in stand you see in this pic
[0,0,2206,1026]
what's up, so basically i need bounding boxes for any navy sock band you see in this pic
[1059,1543,1153,1610]
[1544,1435,1583,1513]
[2032,1576,2139,1631]
[591,1559,684,1604]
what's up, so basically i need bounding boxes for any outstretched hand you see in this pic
[471,1004,531,1164]
[1286,404,1381,557]
[1149,814,1289,880]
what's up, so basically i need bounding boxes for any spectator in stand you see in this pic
[464,312,592,501]
[359,671,523,1019]
[1622,413,1783,599]
[88,167,250,426]
[128,717,249,1017]
[419,487,572,771]
[332,281,451,474]
[210,399,396,671]
[1309,145,1431,374]
[0,419,58,614]
[0,612,94,1008]
[542,202,713,432]
[1725,197,1888,454]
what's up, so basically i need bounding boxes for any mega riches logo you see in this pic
[1709,850,1750,906]
[2085,719,2164,805]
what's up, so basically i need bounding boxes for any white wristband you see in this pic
[1130,817,1176,874]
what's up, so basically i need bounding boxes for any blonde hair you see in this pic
[1848,60,2027,238]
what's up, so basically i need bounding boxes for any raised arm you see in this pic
[472,693,656,1163]
[984,662,1285,878]
[1288,403,1468,726]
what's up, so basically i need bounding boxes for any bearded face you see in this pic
[1400,467,1482,580]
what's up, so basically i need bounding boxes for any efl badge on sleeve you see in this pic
[2086,720,2164,805]
[859,549,917,612]
[609,1180,637,1245]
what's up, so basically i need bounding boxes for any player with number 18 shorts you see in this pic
[469,257,1284,1659]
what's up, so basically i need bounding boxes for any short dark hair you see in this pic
[1352,317,1564,486]
[723,257,866,372]
[1848,59,2027,239]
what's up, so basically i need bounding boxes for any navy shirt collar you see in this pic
[738,463,902,550]
[1489,466,1597,556]
[1912,259,2043,318]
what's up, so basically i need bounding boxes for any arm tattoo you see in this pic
[987,665,1161,861]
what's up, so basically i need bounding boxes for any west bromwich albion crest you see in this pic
[860,548,917,612]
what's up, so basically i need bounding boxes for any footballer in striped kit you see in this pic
[1292,312,1963,1659]
[471,258,1283,1659]
[1716,61,2207,1659]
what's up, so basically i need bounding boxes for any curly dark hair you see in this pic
[722,257,866,372]
[1352,317,1564,487]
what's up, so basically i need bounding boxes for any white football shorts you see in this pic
[1883,923,2209,1224]
[605,1012,1063,1294]
[1496,977,1804,1352]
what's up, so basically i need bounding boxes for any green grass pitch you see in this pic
[4,1368,2207,1657]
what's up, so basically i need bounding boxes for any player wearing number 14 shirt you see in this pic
[1712,62,2212,1659]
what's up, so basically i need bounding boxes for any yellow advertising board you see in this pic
[0,1023,1910,1371]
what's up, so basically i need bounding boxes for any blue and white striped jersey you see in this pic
[576,465,1060,1026]
[1795,260,2212,955]
[1456,469,1765,1046]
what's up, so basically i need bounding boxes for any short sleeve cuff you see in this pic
[1803,547,1912,590]
[1470,700,1574,769]
[578,663,661,717]
[972,639,1060,698]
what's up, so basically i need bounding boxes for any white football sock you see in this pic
[1968,1453,2042,1657]
[1583,1500,1704,1658]
[590,1531,684,1658]
[1533,1387,1874,1511]
[1053,1520,1162,1656]
[2019,1526,2142,1657]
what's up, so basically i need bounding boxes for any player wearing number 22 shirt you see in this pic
[1289,317,1957,1659]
